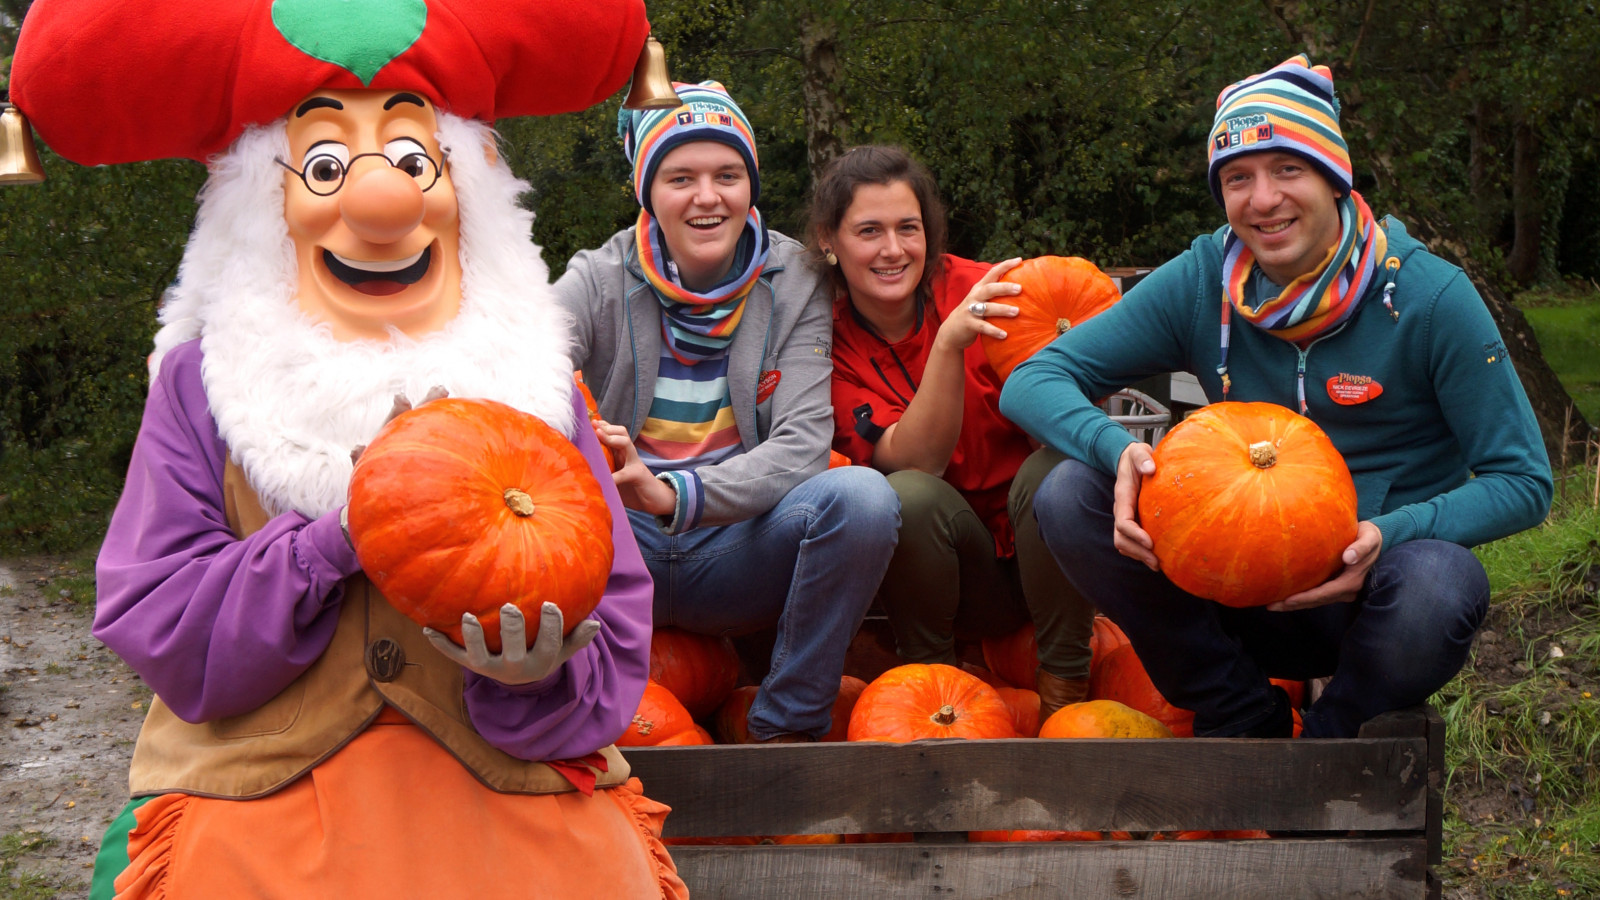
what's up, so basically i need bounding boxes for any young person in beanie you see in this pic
[11,0,686,896]
[555,82,900,743]
[1001,55,1552,739]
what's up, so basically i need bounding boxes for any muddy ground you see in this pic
[1,556,145,897]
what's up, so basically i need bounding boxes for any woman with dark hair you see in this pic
[811,145,1095,721]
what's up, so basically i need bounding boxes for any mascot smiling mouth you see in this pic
[324,247,432,296]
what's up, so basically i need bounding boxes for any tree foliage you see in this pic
[2,0,1596,549]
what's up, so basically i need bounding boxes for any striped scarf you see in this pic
[1218,190,1387,411]
[635,208,769,364]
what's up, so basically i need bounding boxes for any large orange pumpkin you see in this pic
[347,398,613,653]
[1039,699,1174,739]
[980,256,1121,381]
[648,627,741,718]
[847,664,1015,742]
[616,680,697,747]
[1137,401,1357,607]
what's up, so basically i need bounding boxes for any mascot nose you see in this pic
[340,165,426,244]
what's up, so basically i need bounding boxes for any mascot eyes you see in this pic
[385,139,436,184]
[301,142,352,186]
[308,156,347,184]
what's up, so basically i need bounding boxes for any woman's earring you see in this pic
[824,249,838,266]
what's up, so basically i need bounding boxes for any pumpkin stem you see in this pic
[503,488,536,516]
[932,705,958,726]
[1055,317,1073,336]
[1248,441,1277,469]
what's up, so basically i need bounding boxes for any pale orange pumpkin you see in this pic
[1138,401,1358,607]
[980,256,1121,381]
[346,397,612,653]
[1039,699,1174,739]
[847,664,1015,742]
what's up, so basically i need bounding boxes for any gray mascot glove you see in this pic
[424,602,601,686]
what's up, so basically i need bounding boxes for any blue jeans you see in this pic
[1033,459,1489,738]
[629,466,899,740]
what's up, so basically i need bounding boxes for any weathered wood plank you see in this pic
[665,838,1429,900]
[624,736,1429,836]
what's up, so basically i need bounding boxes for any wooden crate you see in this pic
[623,705,1444,899]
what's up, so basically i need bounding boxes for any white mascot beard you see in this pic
[149,112,577,519]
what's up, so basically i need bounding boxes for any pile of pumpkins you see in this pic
[622,619,1299,844]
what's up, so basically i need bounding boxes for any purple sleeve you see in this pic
[461,387,654,760]
[93,342,359,723]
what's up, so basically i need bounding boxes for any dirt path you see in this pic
[1,556,143,897]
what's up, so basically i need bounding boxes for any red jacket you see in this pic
[830,256,1036,555]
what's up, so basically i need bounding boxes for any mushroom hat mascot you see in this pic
[10,1,687,897]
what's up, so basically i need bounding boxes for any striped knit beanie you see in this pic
[1206,55,1352,205]
[618,80,760,214]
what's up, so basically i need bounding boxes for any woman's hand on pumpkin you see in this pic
[934,258,1023,352]
[1268,522,1383,612]
[424,602,602,686]
[1114,442,1159,569]
[593,420,676,515]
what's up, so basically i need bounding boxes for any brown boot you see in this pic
[1036,669,1090,725]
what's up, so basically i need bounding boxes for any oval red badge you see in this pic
[757,370,781,403]
[1326,374,1383,405]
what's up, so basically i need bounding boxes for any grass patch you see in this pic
[1439,462,1600,897]
[1518,282,1600,427]
[0,831,62,900]
[40,550,100,611]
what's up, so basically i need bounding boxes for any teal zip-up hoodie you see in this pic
[999,217,1553,551]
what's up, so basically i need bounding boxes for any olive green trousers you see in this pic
[878,448,1095,680]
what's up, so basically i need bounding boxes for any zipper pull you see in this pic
[1381,257,1401,321]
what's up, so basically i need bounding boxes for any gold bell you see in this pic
[0,102,46,185]
[622,35,680,111]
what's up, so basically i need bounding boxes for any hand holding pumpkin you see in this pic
[1268,521,1382,612]
[591,419,676,516]
[1113,442,1159,569]
[935,258,1023,352]
[425,602,602,685]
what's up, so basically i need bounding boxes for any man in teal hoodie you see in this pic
[999,55,1552,739]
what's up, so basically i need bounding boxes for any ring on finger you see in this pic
[969,302,987,317]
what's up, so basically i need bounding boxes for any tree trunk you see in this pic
[797,14,845,184]
[1466,100,1499,236]
[1505,120,1542,285]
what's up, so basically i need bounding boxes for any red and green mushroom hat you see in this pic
[10,0,651,165]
